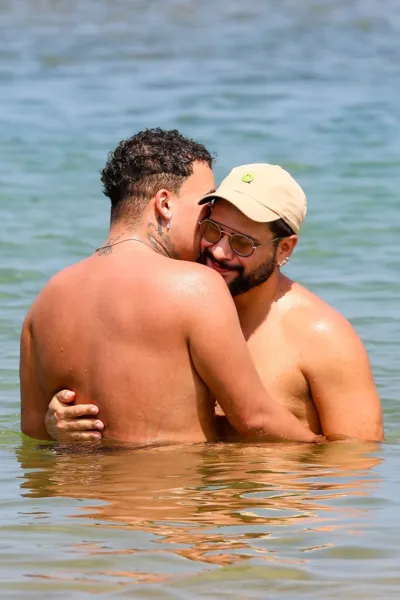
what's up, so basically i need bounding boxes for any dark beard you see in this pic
[197,248,277,297]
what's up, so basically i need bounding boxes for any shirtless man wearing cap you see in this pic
[43,143,383,443]
[197,165,382,441]
[20,129,320,445]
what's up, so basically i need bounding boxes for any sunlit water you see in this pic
[1,0,400,597]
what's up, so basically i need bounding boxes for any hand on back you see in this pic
[45,390,104,443]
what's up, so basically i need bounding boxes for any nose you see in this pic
[210,233,234,262]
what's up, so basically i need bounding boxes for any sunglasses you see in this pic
[199,219,280,258]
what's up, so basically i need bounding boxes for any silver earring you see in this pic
[278,257,289,268]
[167,222,171,231]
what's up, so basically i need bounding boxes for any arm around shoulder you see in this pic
[183,267,319,443]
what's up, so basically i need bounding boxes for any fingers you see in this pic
[55,390,76,403]
[56,420,104,443]
[49,390,99,419]
[58,404,99,419]
[62,431,103,442]
[48,392,77,413]
[58,418,104,432]
[46,389,103,444]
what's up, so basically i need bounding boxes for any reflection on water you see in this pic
[15,440,383,590]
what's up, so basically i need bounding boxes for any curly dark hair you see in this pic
[101,128,214,223]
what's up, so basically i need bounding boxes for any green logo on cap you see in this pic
[241,172,255,183]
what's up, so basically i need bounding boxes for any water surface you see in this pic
[1,0,400,597]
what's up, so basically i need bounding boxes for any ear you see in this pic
[199,202,213,222]
[276,235,297,266]
[154,189,172,224]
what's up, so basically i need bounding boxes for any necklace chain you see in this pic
[96,237,155,253]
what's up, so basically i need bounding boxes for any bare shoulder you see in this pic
[28,259,90,318]
[160,259,232,302]
[156,259,237,330]
[280,281,382,442]
[280,279,366,355]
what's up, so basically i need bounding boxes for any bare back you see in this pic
[25,248,216,443]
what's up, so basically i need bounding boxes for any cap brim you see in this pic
[198,191,280,223]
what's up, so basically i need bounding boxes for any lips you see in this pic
[206,256,235,275]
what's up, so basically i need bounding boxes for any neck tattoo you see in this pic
[96,237,156,256]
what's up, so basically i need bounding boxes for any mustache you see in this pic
[202,248,244,273]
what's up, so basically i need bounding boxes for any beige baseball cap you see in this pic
[199,163,307,234]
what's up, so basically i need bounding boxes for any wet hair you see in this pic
[268,218,295,244]
[101,128,214,224]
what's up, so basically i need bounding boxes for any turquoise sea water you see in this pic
[1,1,400,597]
